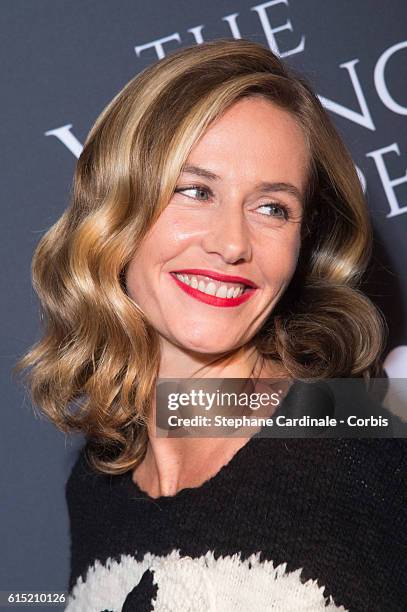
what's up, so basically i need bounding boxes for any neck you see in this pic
[158,337,263,380]
[131,339,290,498]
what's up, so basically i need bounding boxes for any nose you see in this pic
[201,202,252,264]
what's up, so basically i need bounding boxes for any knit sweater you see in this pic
[65,380,407,611]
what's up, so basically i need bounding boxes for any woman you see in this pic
[14,39,406,611]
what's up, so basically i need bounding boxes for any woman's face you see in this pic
[125,96,309,354]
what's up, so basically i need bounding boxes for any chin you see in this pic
[173,330,241,356]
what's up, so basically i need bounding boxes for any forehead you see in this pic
[185,96,309,191]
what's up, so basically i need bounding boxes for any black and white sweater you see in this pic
[65,381,407,611]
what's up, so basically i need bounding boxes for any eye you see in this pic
[256,203,290,220]
[174,185,212,201]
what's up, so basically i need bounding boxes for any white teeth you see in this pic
[205,282,217,296]
[174,273,249,299]
[216,285,228,298]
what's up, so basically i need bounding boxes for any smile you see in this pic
[169,270,257,308]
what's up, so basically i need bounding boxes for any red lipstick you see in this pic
[172,269,257,288]
[169,269,257,308]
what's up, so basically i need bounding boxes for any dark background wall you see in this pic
[1,1,406,609]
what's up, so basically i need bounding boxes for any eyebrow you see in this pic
[181,164,304,206]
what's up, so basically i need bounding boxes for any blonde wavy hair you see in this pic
[13,39,387,473]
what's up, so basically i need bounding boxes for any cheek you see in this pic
[256,233,301,286]
[124,218,194,297]
[124,256,145,301]
[124,241,159,301]
[145,209,204,259]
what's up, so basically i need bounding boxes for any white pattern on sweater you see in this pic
[66,549,347,611]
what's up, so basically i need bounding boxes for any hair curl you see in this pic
[13,39,387,474]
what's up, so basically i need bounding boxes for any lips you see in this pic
[169,268,257,308]
[172,269,258,288]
